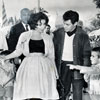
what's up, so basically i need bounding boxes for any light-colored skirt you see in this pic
[13,53,59,100]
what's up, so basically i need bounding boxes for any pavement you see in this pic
[66,92,91,100]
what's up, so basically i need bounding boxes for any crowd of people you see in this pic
[0,7,100,100]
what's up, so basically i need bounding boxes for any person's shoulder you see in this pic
[11,22,22,29]
[20,30,32,37]
[53,27,64,33]
[19,30,32,42]
[77,26,87,34]
[77,26,88,37]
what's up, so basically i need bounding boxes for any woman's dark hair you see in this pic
[28,12,49,29]
[63,10,79,24]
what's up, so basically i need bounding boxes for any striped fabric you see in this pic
[2,0,8,27]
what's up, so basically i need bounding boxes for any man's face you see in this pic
[91,51,99,65]
[46,26,50,33]
[63,20,76,33]
[21,10,30,24]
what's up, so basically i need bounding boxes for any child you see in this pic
[0,50,16,100]
[69,47,100,100]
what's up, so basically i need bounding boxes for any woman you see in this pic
[1,12,59,100]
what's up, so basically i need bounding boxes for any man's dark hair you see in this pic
[63,10,79,24]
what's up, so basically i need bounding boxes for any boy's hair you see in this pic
[92,47,100,58]
[0,50,11,55]
[0,50,14,63]
[63,10,79,24]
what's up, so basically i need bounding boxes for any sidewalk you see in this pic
[66,92,91,100]
[83,92,91,100]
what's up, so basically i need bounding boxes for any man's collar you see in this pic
[67,26,77,36]
[21,22,30,30]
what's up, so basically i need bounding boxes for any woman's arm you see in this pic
[5,50,22,60]
[3,32,27,61]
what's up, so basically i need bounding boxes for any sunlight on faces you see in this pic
[63,20,77,33]
[91,51,100,65]
[37,19,47,33]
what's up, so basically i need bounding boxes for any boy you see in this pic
[70,47,100,100]
[0,50,16,100]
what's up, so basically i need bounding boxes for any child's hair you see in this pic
[0,50,14,63]
[0,50,11,55]
[92,47,100,58]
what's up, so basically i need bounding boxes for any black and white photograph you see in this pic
[0,0,100,100]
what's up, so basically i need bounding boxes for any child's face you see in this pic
[91,51,99,65]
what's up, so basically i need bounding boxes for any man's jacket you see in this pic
[53,26,91,79]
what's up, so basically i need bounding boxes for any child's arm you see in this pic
[69,64,95,74]
[69,64,100,74]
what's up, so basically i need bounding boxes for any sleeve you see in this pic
[7,26,16,51]
[83,34,91,66]
[48,37,55,60]
[48,37,59,79]
[6,33,25,60]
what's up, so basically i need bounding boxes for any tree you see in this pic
[91,17,100,30]
[93,0,100,8]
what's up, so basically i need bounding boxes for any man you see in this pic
[7,8,31,52]
[46,24,51,35]
[53,10,91,100]
[45,24,54,38]
[7,8,31,70]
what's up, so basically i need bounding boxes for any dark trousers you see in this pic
[59,61,84,100]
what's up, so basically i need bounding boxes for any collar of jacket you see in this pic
[67,26,77,36]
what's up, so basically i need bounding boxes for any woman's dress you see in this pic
[13,31,59,100]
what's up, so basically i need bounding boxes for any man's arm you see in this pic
[83,34,91,66]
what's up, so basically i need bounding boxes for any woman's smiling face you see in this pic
[37,19,46,32]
